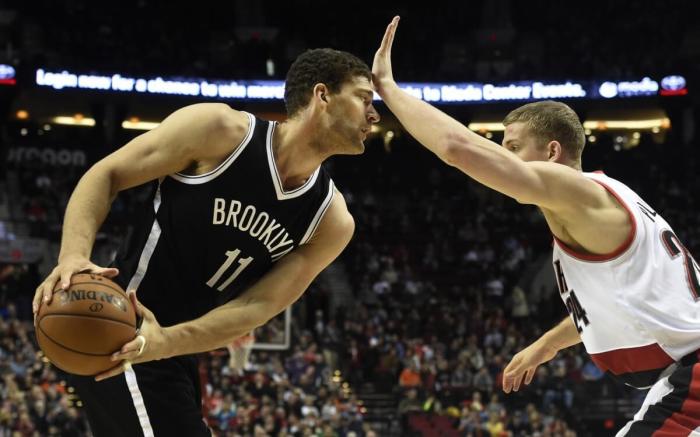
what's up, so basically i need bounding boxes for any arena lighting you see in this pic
[0,64,16,85]
[122,120,160,130]
[582,118,671,130]
[470,118,671,133]
[52,115,96,127]
[34,67,688,104]
[468,122,505,132]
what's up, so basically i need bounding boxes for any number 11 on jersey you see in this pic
[207,249,254,291]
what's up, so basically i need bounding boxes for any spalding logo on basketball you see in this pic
[35,273,137,376]
[56,288,128,313]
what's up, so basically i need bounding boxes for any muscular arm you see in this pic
[61,103,247,259]
[378,81,603,210]
[39,104,248,297]
[161,192,355,355]
[372,17,630,255]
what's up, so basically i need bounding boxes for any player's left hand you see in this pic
[372,16,400,94]
[94,290,171,381]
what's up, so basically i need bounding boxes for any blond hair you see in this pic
[503,100,585,162]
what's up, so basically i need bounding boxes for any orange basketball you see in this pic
[35,273,137,376]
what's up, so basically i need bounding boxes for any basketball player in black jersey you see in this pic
[32,48,379,436]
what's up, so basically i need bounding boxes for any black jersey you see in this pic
[112,112,335,326]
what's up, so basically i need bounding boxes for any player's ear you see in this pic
[313,83,329,105]
[547,141,562,162]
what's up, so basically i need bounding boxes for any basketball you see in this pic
[35,273,137,376]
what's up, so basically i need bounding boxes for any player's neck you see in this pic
[273,118,326,190]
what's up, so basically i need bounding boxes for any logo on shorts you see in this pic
[89,303,104,312]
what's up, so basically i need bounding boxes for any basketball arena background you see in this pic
[0,1,698,436]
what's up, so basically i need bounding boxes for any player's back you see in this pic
[552,171,700,388]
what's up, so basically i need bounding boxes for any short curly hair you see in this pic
[284,48,371,118]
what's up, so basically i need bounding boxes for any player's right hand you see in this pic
[372,16,400,94]
[502,340,558,393]
[33,256,119,315]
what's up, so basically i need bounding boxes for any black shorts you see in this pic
[618,352,700,436]
[70,355,211,437]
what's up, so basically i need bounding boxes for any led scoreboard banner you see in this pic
[34,67,687,104]
[0,64,17,86]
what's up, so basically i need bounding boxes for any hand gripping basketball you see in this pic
[33,256,119,317]
[95,290,171,381]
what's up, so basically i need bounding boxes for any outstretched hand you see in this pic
[372,16,400,95]
[502,340,558,393]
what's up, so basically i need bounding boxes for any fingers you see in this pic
[524,366,538,385]
[127,290,149,320]
[34,273,60,314]
[34,264,120,317]
[95,360,130,382]
[127,290,140,315]
[503,369,525,393]
[504,366,537,394]
[111,335,145,362]
[387,16,399,53]
[95,267,119,278]
[58,269,73,294]
[511,371,525,392]
[380,16,400,53]
[136,335,146,355]
[32,282,48,315]
[502,357,525,394]
[503,371,516,393]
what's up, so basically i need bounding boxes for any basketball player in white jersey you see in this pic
[374,17,700,436]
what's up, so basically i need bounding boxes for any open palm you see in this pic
[372,16,400,94]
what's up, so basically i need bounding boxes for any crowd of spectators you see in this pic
[0,264,378,436]
[326,131,699,435]
[200,327,375,436]
[1,3,698,435]
[2,115,699,436]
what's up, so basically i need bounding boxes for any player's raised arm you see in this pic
[33,103,249,313]
[373,18,608,212]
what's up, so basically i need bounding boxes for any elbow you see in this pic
[442,133,471,168]
[84,162,119,199]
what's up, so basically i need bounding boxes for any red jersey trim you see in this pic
[590,343,675,374]
[553,176,637,263]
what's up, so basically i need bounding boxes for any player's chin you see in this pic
[342,141,365,155]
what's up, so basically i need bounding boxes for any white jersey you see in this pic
[552,172,700,388]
